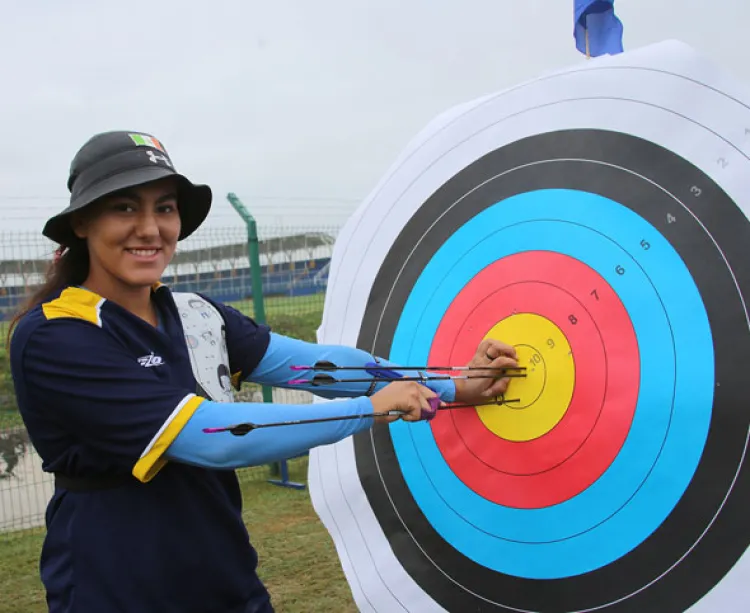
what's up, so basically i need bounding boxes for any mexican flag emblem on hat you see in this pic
[128,133,165,152]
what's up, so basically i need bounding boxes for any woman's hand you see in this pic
[369,381,441,424]
[454,338,519,405]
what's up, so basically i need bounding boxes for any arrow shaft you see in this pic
[292,373,525,386]
[202,399,517,436]
[203,409,406,436]
[292,363,525,373]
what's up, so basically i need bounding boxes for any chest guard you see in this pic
[171,292,235,404]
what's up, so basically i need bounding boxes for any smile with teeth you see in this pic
[126,248,161,257]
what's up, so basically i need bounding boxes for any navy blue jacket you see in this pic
[10,284,274,613]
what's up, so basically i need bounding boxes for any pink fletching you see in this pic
[422,397,439,422]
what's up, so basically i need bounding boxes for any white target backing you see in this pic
[308,40,750,613]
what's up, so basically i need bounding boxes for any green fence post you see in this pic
[226,193,277,476]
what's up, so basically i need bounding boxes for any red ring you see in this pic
[442,281,605,473]
[428,251,640,509]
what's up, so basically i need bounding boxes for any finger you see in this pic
[418,394,433,421]
[475,339,497,364]
[402,397,426,422]
[483,339,517,360]
[410,384,435,421]
[418,384,438,398]
[399,385,423,422]
[489,356,519,371]
[483,378,510,397]
[413,384,439,404]
[480,357,520,396]
[474,356,518,379]
[476,338,494,355]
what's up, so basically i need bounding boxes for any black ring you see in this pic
[352,128,750,612]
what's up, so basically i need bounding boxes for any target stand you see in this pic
[308,40,750,612]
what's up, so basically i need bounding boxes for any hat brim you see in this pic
[43,165,212,247]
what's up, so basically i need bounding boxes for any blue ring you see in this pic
[387,189,714,579]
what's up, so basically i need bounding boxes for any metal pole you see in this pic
[226,193,268,328]
[226,193,278,477]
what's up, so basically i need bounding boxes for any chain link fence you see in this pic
[0,222,340,533]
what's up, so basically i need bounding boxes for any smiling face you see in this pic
[72,177,181,296]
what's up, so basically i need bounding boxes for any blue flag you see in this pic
[574,0,624,57]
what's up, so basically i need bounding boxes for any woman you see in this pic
[7,131,518,613]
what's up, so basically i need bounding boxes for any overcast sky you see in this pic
[1,0,748,243]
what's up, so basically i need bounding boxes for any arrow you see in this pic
[202,397,518,437]
[288,372,526,387]
[290,360,526,374]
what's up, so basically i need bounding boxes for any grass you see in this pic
[0,458,357,613]
[0,529,46,612]
[239,459,358,612]
[0,408,21,430]
[233,292,325,342]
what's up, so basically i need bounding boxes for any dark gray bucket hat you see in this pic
[43,130,212,246]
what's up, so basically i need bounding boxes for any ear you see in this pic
[71,211,89,239]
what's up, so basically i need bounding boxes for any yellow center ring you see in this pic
[477,313,575,442]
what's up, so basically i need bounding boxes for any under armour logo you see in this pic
[138,352,165,367]
[146,150,172,167]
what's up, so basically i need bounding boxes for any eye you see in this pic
[111,202,136,213]
[157,201,178,214]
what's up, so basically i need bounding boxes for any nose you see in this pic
[134,208,160,238]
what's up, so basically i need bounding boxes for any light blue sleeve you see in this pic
[165,396,374,469]
[247,332,456,402]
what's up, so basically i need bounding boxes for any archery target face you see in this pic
[309,41,750,613]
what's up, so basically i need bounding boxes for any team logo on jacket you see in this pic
[138,352,165,368]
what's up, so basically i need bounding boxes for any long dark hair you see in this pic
[5,240,90,349]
